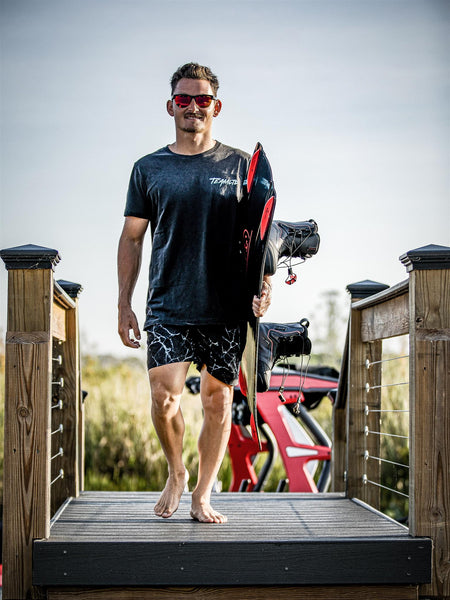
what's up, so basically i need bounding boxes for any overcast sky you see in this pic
[1,0,448,358]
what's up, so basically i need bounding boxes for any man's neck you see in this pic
[169,133,216,156]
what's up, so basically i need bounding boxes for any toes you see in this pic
[190,511,214,523]
[190,507,227,524]
[154,474,187,519]
[155,506,173,518]
[154,498,178,518]
[190,510,213,523]
[214,512,227,524]
[154,505,171,518]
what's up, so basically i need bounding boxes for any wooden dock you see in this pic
[2,243,448,599]
[33,491,431,597]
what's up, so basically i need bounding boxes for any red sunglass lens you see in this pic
[195,95,213,107]
[173,95,191,107]
[173,95,213,108]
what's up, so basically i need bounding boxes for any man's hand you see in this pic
[118,305,141,348]
[252,277,272,318]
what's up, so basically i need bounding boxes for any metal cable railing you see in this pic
[51,340,66,491]
[363,350,410,509]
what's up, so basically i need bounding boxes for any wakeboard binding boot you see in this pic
[257,319,312,393]
[265,219,320,283]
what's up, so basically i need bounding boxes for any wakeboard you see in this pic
[239,142,276,446]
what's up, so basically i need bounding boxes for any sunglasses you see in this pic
[172,94,216,108]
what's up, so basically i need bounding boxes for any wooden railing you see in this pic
[1,242,448,599]
[0,244,83,600]
[332,244,450,599]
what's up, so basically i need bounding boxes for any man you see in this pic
[118,63,271,524]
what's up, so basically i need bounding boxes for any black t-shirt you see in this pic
[125,141,250,328]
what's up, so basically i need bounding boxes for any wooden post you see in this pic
[331,323,348,492]
[58,280,84,494]
[401,244,450,599]
[0,244,60,600]
[344,281,388,502]
[50,280,83,515]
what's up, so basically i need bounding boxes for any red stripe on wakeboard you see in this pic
[250,413,259,444]
[247,148,260,193]
[260,195,275,240]
[238,369,247,397]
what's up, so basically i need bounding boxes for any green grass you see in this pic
[82,354,307,494]
[82,354,204,492]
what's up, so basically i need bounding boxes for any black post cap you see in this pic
[346,279,390,299]
[0,243,61,270]
[57,280,83,298]
[400,244,450,272]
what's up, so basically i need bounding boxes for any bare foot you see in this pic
[190,495,227,524]
[154,470,188,518]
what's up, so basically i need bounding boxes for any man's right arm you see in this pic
[117,216,149,348]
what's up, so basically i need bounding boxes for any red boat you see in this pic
[228,366,338,493]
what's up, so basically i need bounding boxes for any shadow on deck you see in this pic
[33,492,431,598]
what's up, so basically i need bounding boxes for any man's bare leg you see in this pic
[190,368,233,523]
[149,362,190,518]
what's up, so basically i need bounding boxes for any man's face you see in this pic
[167,78,221,134]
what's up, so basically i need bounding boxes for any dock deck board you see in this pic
[33,491,431,587]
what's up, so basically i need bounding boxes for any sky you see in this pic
[1,0,449,359]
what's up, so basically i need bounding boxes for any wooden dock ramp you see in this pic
[2,244,447,599]
[33,492,431,599]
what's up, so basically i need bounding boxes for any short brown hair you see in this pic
[170,62,219,96]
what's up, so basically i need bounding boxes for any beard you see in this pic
[179,113,205,133]
[180,124,199,133]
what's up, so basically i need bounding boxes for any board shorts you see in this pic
[146,323,245,386]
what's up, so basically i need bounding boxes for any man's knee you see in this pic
[149,363,188,416]
[151,389,181,418]
[201,375,233,422]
